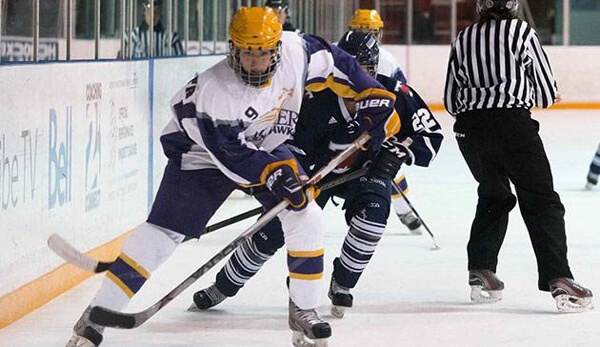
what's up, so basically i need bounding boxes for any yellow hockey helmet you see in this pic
[228,7,283,87]
[229,7,282,50]
[349,9,384,31]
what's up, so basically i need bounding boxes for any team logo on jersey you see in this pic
[394,81,412,96]
[356,98,391,111]
[244,88,297,144]
[255,88,294,124]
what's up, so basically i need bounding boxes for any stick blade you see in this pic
[48,233,99,272]
[90,306,137,329]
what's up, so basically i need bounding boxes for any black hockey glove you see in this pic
[266,163,317,211]
[368,144,410,181]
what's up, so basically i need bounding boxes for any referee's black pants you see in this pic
[454,108,573,291]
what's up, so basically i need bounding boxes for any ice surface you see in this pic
[1,111,599,347]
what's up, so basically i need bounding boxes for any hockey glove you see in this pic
[265,163,318,211]
[368,143,410,181]
[326,121,363,173]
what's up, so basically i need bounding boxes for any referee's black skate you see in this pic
[66,306,104,347]
[328,277,353,318]
[469,269,504,303]
[289,299,331,347]
[398,211,423,235]
[189,284,228,310]
[549,277,593,313]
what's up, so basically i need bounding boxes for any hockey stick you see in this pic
[47,167,368,274]
[89,133,372,329]
[391,180,440,248]
[392,180,440,250]
[47,206,263,273]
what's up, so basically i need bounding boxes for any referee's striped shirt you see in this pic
[126,22,184,58]
[444,19,557,117]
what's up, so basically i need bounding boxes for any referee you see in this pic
[444,0,593,312]
[123,0,184,58]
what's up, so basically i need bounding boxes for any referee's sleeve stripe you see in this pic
[444,48,458,114]
[530,32,557,106]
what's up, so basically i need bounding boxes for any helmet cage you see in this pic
[352,27,383,44]
[228,41,282,87]
[338,31,380,78]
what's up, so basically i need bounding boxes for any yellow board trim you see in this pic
[428,103,600,112]
[289,272,324,280]
[0,231,131,329]
[288,248,325,258]
[106,271,135,298]
[119,253,150,279]
[548,102,600,110]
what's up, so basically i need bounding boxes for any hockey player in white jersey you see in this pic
[348,9,427,235]
[191,31,443,319]
[348,9,406,83]
[66,7,396,347]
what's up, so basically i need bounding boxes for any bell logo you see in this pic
[48,107,72,209]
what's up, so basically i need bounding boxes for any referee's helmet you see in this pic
[476,0,519,17]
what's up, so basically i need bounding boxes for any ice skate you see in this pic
[328,277,353,318]
[289,299,331,347]
[189,284,228,311]
[469,270,504,303]
[549,278,594,313]
[66,306,104,347]
[586,173,598,190]
[398,211,423,235]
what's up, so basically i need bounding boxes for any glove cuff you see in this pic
[260,159,300,186]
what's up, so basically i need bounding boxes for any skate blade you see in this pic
[555,294,594,313]
[186,303,202,312]
[409,226,424,235]
[292,331,329,347]
[470,286,502,304]
[585,182,595,190]
[66,334,96,347]
[331,305,346,318]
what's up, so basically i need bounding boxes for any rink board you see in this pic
[0,56,222,328]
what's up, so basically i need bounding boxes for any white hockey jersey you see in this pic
[161,32,395,186]
[378,46,407,83]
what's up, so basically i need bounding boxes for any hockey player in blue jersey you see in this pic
[348,8,431,236]
[586,143,600,190]
[66,8,397,347]
[191,30,443,319]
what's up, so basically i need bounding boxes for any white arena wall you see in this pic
[0,45,598,328]
[384,45,600,105]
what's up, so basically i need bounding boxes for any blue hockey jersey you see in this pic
[289,74,443,173]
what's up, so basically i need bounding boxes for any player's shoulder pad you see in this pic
[303,87,337,101]
[377,74,415,98]
[376,74,399,92]
[377,75,428,107]
[302,34,333,55]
